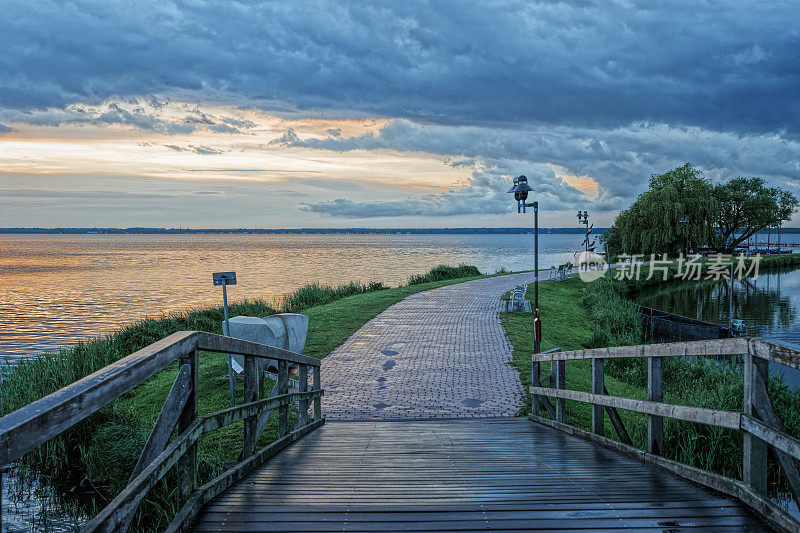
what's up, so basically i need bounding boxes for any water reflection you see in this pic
[638,268,800,386]
[641,275,797,332]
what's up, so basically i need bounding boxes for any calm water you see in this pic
[0,233,584,361]
[637,268,800,385]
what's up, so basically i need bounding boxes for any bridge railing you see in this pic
[530,337,800,532]
[0,330,324,532]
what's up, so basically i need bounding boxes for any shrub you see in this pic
[280,281,385,312]
[408,264,480,285]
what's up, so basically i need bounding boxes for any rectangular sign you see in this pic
[212,271,237,285]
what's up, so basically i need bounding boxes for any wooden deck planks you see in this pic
[191,418,768,531]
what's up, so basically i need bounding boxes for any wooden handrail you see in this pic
[741,415,800,460]
[749,338,800,371]
[530,386,742,429]
[0,331,199,466]
[528,336,800,532]
[0,329,325,532]
[532,337,749,363]
[532,337,800,371]
[84,390,322,532]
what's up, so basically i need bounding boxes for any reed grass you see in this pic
[280,281,386,311]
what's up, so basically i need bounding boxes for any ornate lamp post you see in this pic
[507,175,540,354]
[577,210,591,251]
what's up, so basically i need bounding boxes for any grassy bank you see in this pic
[502,257,800,503]
[2,265,486,531]
[501,278,647,435]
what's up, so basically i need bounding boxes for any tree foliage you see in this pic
[606,164,799,256]
[605,164,718,256]
[714,177,798,251]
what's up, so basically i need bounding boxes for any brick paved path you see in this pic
[321,272,537,420]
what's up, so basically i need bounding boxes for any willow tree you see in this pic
[605,164,719,257]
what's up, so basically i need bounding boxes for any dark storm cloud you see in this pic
[1,1,798,135]
[282,119,800,216]
[301,168,585,218]
[0,100,256,135]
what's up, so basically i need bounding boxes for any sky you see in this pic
[1,1,799,228]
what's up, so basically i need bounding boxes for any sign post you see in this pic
[213,271,237,407]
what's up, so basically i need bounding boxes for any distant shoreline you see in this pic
[0,227,612,235]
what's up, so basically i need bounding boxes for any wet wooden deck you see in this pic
[192,418,767,531]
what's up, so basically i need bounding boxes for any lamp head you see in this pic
[508,175,533,202]
[507,176,519,194]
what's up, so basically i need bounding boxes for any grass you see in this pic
[501,277,646,435]
[501,263,800,502]
[1,265,487,531]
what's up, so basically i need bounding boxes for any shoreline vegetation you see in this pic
[0,264,486,531]
[501,252,800,510]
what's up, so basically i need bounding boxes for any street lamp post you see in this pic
[679,218,689,256]
[507,175,540,354]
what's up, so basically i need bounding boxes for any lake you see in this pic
[637,267,800,386]
[0,233,586,361]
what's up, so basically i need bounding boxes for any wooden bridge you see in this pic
[2,331,800,531]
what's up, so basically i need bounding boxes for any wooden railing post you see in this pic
[277,360,289,437]
[176,347,198,504]
[744,351,768,494]
[313,366,322,421]
[299,364,309,427]
[242,353,258,458]
[531,360,541,416]
[591,358,604,436]
[555,360,566,423]
[647,356,663,455]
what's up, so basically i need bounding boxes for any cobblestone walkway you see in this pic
[321,272,537,420]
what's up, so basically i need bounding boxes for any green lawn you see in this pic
[501,277,649,445]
